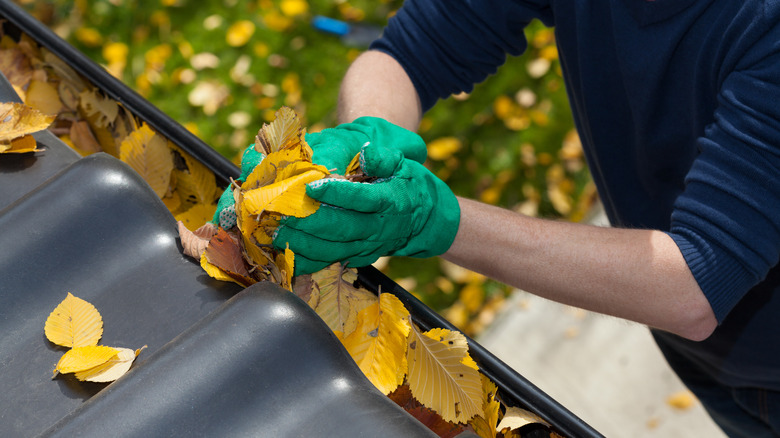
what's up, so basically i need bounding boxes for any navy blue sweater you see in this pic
[372,0,780,390]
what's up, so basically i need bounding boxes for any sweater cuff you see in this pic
[668,230,757,323]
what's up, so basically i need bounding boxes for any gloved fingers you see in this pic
[358,141,404,178]
[239,144,265,181]
[274,224,403,267]
[351,116,428,164]
[305,177,399,213]
[287,250,333,276]
[211,185,237,226]
[307,128,367,175]
[281,203,415,244]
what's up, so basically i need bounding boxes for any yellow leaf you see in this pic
[74,346,144,382]
[25,80,63,116]
[341,293,411,395]
[171,145,218,207]
[174,203,217,230]
[254,106,308,156]
[44,292,103,348]
[275,245,295,290]
[274,160,329,182]
[470,375,500,438]
[242,169,324,217]
[406,325,484,424]
[119,123,174,198]
[496,406,550,433]
[0,102,55,143]
[0,135,40,154]
[310,264,377,336]
[54,345,118,377]
[345,151,361,176]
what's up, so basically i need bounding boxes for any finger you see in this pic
[359,141,403,178]
[289,251,332,276]
[274,223,404,265]
[352,117,428,164]
[280,204,383,241]
[305,178,399,213]
[280,204,414,243]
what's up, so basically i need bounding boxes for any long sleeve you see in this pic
[370,0,553,111]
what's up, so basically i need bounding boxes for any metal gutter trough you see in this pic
[0,2,602,437]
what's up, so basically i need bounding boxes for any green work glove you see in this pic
[305,116,428,174]
[211,144,265,229]
[273,142,461,275]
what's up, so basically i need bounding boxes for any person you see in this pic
[216,1,780,435]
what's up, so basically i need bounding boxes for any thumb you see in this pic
[359,141,404,178]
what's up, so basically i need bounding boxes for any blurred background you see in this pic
[14,0,595,336]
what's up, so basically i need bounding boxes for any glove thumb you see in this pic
[359,141,404,178]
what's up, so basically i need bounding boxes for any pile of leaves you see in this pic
[45,293,144,383]
[178,108,560,437]
[0,28,222,228]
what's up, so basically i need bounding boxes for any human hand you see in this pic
[306,116,427,174]
[273,141,460,275]
[211,144,264,229]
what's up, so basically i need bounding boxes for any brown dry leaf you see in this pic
[204,229,250,274]
[310,264,378,336]
[0,43,33,89]
[178,221,218,259]
[0,101,55,143]
[119,123,174,198]
[341,293,411,395]
[406,325,484,424]
[496,406,550,434]
[388,385,467,438]
[69,120,102,156]
[44,292,103,348]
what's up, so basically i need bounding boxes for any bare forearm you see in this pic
[443,198,717,341]
[337,50,422,131]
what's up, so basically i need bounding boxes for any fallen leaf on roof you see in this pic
[44,292,103,349]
